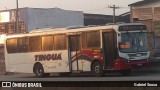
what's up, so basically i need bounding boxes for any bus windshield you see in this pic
[120,32,148,53]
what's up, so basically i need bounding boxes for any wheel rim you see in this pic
[37,67,43,76]
[95,65,100,73]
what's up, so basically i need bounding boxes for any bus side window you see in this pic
[82,31,100,49]
[6,38,18,53]
[18,37,29,53]
[29,36,41,52]
[54,34,66,50]
[42,35,54,51]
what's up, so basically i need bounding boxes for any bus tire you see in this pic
[91,61,104,77]
[120,69,131,76]
[33,63,45,78]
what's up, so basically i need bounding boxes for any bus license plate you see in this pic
[137,64,142,66]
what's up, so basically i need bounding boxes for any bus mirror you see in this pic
[119,42,131,49]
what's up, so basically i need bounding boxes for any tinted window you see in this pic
[29,36,41,52]
[18,37,29,53]
[70,36,80,51]
[6,38,18,53]
[82,31,100,48]
[54,34,66,50]
[42,35,53,51]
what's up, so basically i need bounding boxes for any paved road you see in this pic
[0,65,160,81]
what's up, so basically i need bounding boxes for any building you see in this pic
[84,14,114,26]
[118,12,130,23]
[84,13,130,26]
[0,7,130,34]
[129,0,160,60]
[0,7,84,34]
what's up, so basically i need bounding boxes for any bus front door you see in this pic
[102,31,117,69]
[0,45,5,74]
[68,35,83,72]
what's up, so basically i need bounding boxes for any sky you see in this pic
[1,0,142,15]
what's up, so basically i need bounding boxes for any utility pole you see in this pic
[15,0,19,33]
[108,5,119,23]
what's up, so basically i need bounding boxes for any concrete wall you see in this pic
[27,8,84,32]
[0,7,84,33]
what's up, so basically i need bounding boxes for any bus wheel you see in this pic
[120,69,131,76]
[91,61,104,77]
[34,63,45,78]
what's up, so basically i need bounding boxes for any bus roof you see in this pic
[5,23,146,39]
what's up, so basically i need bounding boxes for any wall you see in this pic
[84,14,113,26]
[132,1,160,9]
[27,8,84,32]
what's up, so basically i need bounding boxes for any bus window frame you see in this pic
[29,36,42,52]
[54,34,67,51]
[81,30,101,49]
[6,38,18,53]
[17,37,29,53]
[41,35,54,51]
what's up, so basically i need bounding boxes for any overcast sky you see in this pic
[1,0,142,15]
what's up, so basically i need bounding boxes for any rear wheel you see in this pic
[91,61,104,77]
[34,63,49,77]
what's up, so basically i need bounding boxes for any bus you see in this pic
[4,23,150,77]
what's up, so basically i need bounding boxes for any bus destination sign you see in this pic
[119,25,147,31]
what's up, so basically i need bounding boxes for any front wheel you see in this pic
[91,62,104,77]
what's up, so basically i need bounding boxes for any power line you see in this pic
[16,0,19,33]
[84,7,107,12]
[84,5,128,14]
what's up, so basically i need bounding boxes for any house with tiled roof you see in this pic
[129,0,160,61]
[129,0,160,7]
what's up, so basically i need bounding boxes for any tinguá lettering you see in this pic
[35,53,62,61]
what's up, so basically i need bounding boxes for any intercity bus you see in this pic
[3,23,150,77]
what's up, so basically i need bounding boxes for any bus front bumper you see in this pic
[128,60,150,69]
[114,59,150,70]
